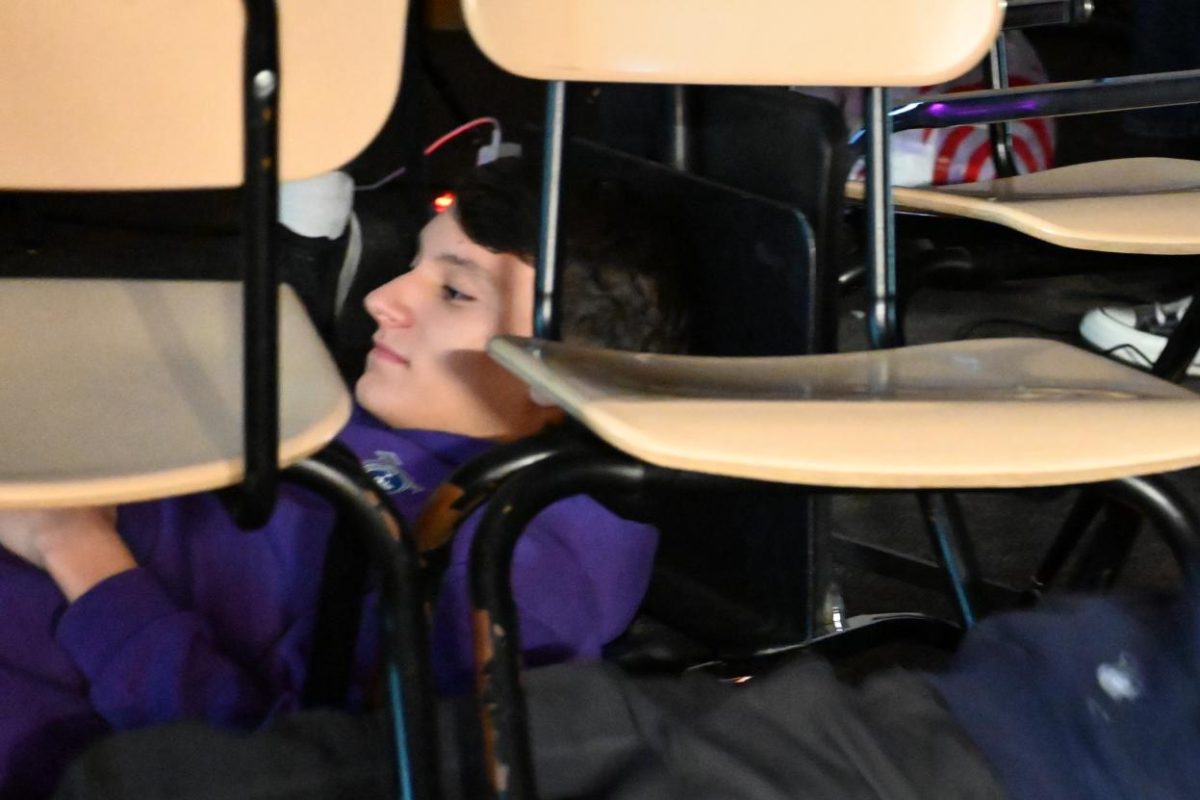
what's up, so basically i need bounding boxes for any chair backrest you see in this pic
[462,0,1002,87]
[569,140,822,642]
[690,88,849,353]
[0,0,407,189]
[581,85,848,353]
[570,139,819,357]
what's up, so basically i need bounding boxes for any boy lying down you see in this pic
[0,158,689,798]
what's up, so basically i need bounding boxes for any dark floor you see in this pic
[3,8,1199,643]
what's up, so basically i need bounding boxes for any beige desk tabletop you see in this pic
[0,279,351,509]
[490,335,1200,489]
[847,158,1200,254]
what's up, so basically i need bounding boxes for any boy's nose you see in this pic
[364,277,415,328]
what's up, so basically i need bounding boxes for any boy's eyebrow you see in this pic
[412,228,477,269]
[433,252,484,273]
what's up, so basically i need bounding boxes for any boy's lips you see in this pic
[370,341,410,367]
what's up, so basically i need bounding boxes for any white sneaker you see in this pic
[1079,295,1200,376]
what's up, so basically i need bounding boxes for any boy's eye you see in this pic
[442,284,474,302]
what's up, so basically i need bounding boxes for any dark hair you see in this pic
[451,157,690,354]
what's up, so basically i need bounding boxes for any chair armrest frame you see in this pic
[288,443,441,800]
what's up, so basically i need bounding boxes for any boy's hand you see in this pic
[0,507,135,600]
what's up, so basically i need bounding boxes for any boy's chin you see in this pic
[354,374,447,432]
[354,374,403,427]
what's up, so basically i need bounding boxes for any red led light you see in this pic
[432,192,456,213]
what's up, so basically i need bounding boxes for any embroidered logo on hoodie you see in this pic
[363,451,425,496]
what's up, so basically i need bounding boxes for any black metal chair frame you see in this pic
[109,5,443,799]
[460,423,1200,800]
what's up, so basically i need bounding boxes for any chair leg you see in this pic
[535,80,568,340]
[233,0,283,529]
[1035,474,1200,597]
[1098,474,1200,587]
[917,492,985,627]
[864,86,902,350]
[471,447,653,800]
[1030,490,1106,595]
[1063,503,1142,591]
[808,494,839,637]
[301,505,370,707]
[1151,280,1200,382]
[286,443,440,800]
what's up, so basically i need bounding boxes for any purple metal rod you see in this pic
[890,68,1200,134]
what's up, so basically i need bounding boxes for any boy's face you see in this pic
[355,210,553,439]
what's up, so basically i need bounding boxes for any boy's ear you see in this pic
[533,406,567,431]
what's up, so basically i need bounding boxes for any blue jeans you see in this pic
[929,583,1200,800]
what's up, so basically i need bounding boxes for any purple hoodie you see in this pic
[0,408,657,797]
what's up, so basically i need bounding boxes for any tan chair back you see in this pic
[462,0,1002,87]
[0,0,407,189]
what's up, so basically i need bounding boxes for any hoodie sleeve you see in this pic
[54,567,306,729]
[50,420,471,731]
[53,491,333,731]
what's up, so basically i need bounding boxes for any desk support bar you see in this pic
[891,68,1200,134]
[864,87,901,350]
[237,0,281,527]
[984,33,1018,178]
[534,81,567,341]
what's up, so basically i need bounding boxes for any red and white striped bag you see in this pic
[797,32,1056,187]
